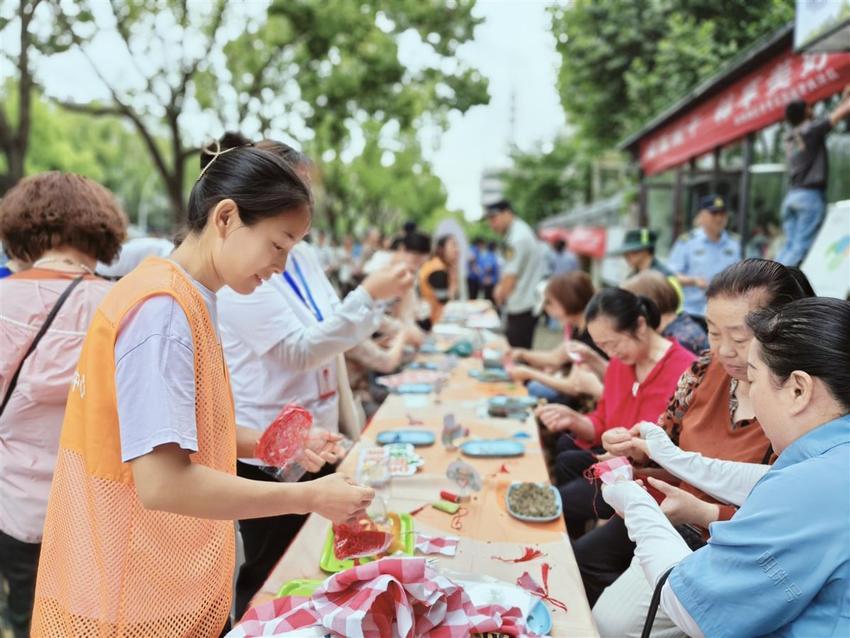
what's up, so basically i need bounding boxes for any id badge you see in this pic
[317,364,337,400]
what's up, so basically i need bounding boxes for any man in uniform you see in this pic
[667,195,741,320]
[609,228,684,309]
[610,228,674,277]
[485,199,546,348]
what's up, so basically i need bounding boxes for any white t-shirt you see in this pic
[114,263,217,463]
[218,242,383,462]
[503,218,547,314]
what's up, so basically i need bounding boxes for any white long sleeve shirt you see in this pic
[218,243,383,455]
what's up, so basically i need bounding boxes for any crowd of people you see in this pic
[0,120,847,638]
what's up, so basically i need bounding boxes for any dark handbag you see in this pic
[0,275,85,418]
[641,566,675,638]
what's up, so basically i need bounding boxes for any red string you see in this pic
[491,546,544,563]
[540,563,569,613]
[583,466,603,520]
[450,507,468,531]
[517,564,569,613]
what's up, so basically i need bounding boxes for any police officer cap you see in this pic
[699,194,727,214]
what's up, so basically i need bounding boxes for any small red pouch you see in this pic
[255,404,312,467]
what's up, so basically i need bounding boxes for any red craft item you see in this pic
[491,546,544,563]
[517,563,568,613]
[332,521,393,561]
[255,404,313,467]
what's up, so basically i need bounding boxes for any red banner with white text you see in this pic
[638,51,850,175]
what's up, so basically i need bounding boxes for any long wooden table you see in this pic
[251,342,598,637]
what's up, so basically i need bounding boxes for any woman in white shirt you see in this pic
[217,138,414,617]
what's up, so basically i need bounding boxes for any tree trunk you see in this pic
[165,174,186,227]
[1,0,36,188]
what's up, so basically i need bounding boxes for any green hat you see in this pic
[609,228,658,256]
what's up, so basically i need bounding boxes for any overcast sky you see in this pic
[424,0,566,220]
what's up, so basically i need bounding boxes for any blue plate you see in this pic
[469,368,512,382]
[460,439,525,457]
[527,599,553,635]
[376,430,436,447]
[406,361,439,371]
[419,340,441,354]
[394,383,435,394]
[487,395,538,408]
[505,482,563,523]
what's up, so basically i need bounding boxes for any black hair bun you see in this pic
[200,131,253,169]
[637,295,662,330]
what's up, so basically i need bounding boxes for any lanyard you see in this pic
[283,257,324,322]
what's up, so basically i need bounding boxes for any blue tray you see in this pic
[376,430,436,447]
[468,368,512,382]
[505,482,563,523]
[528,599,553,635]
[488,395,538,409]
[460,439,525,457]
[394,383,435,394]
[406,361,440,371]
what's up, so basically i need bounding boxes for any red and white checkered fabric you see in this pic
[229,557,534,638]
[414,533,459,557]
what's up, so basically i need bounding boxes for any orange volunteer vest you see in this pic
[419,256,451,324]
[32,257,236,637]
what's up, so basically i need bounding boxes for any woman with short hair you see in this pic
[508,271,607,403]
[0,172,127,638]
[622,269,708,355]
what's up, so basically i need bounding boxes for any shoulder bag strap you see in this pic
[0,275,85,418]
[641,566,675,638]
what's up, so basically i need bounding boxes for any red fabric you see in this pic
[584,340,695,448]
[231,557,533,638]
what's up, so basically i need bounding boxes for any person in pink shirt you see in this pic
[0,172,127,638]
[535,287,695,538]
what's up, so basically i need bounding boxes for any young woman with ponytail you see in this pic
[31,134,374,637]
[535,287,696,539]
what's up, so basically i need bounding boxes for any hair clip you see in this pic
[195,138,250,182]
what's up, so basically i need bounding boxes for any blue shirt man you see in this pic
[669,412,850,637]
[547,239,579,276]
[477,243,500,288]
[667,195,740,317]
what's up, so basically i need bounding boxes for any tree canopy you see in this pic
[549,0,795,148]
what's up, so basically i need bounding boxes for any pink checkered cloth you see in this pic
[230,557,533,638]
[414,533,459,557]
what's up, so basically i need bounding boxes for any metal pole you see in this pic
[711,146,721,195]
[672,166,684,241]
[738,133,755,257]
[638,169,648,227]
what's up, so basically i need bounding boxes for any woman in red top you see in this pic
[535,288,695,537]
